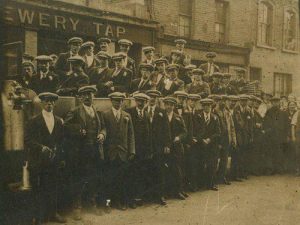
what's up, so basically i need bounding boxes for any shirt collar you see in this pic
[112,107,121,115]
[42,109,54,117]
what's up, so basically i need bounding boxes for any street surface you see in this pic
[50,175,300,225]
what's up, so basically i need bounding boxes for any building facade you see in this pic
[2,0,300,96]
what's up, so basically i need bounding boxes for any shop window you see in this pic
[257,1,274,46]
[178,0,192,38]
[215,1,228,43]
[283,9,297,51]
[250,67,262,82]
[273,73,292,96]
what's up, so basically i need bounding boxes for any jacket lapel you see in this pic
[79,105,87,127]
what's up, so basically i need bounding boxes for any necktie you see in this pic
[115,112,120,122]
[138,109,143,118]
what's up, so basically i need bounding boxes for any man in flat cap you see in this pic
[199,52,220,78]
[174,39,191,66]
[126,93,152,206]
[25,92,66,223]
[64,86,107,219]
[145,90,171,205]
[131,63,154,93]
[162,64,184,96]
[97,37,113,68]
[79,41,98,75]
[23,53,34,62]
[185,68,211,96]
[142,46,155,65]
[118,39,136,79]
[230,67,248,94]
[102,92,135,210]
[18,61,36,89]
[169,49,185,67]
[263,96,289,175]
[174,91,188,117]
[30,55,59,94]
[89,51,114,97]
[210,72,226,95]
[151,58,168,93]
[222,73,238,95]
[49,54,58,73]
[56,56,89,96]
[194,98,221,191]
[179,64,195,85]
[100,52,133,96]
[163,96,187,200]
[55,37,83,81]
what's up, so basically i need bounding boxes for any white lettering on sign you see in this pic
[15,8,126,38]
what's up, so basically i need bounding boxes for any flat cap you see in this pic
[146,90,161,97]
[185,64,197,70]
[208,94,222,101]
[133,93,150,101]
[188,94,201,100]
[143,46,155,53]
[200,98,214,105]
[38,92,59,101]
[112,52,127,60]
[166,63,180,71]
[80,41,95,49]
[22,61,34,68]
[67,37,83,45]
[235,67,247,73]
[108,92,126,100]
[254,96,263,103]
[212,72,223,78]
[227,95,240,101]
[97,37,111,44]
[118,39,133,46]
[67,55,85,64]
[163,96,177,104]
[35,55,52,62]
[192,68,205,75]
[78,85,97,94]
[154,57,168,65]
[171,49,183,55]
[220,95,229,100]
[175,39,187,44]
[139,63,154,71]
[206,52,217,58]
[49,54,58,59]
[239,94,250,100]
[174,91,188,98]
[23,53,34,61]
[96,51,110,59]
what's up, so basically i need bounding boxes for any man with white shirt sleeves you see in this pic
[118,39,136,78]
[64,86,107,219]
[25,92,66,223]
[152,58,168,93]
[30,55,59,94]
[79,41,98,76]
[55,37,83,81]
[161,64,184,96]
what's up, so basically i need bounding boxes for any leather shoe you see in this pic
[158,197,167,206]
[181,192,189,198]
[224,178,231,185]
[175,193,186,200]
[73,209,82,221]
[210,186,219,191]
[129,202,137,209]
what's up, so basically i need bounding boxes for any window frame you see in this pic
[177,0,193,38]
[215,0,228,44]
[282,6,299,53]
[273,72,293,96]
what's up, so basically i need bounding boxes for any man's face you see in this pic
[81,92,93,106]
[229,100,236,108]
[176,43,184,51]
[254,101,260,109]
[38,61,50,73]
[271,100,280,108]
[136,99,146,110]
[223,77,230,85]
[100,42,108,52]
[23,66,34,78]
[219,99,226,108]
[248,99,254,107]
[213,76,220,84]
[156,63,165,72]
[177,96,186,105]
[85,46,94,56]
[192,74,202,82]
[208,57,214,63]
[164,102,174,113]
[114,58,124,69]
[98,58,108,67]
[188,99,196,108]
[70,43,81,54]
[237,72,244,79]
[171,54,179,63]
[71,62,82,72]
[240,99,248,107]
[168,68,178,79]
[203,104,211,113]
[186,70,193,77]
[288,102,297,112]
[145,51,154,60]
[120,44,130,53]
[41,99,55,112]
[149,96,157,106]
[111,99,123,110]
[141,68,151,80]
[51,57,57,65]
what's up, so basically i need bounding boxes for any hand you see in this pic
[174,136,180,143]
[110,87,115,91]
[256,123,262,128]
[206,138,211,144]
[128,153,135,161]
[97,133,105,143]
[192,138,198,144]
[80,129,87,136]
[42,146,54,159]
[105,81,113,87]
[163,147,170,154]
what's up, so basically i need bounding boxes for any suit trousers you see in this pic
[217,145,230,180]
[152,154,168,199]
[202,145,218,188]
[168,147,184,194]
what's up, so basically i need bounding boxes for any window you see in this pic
[283,9,297,51]
[215,1,228,43]
[257,1,273,46]
[178,0,192,37]
[250,67,262,82]
[273,73,292,96]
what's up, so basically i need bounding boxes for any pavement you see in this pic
[50,175,300,225]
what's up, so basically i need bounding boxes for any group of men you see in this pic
[22,37,293,224]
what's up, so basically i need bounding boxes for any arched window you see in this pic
[283,9,297,51]
[257,1,274,46]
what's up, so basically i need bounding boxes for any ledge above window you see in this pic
[282,48,299,54]
[256,43,276,50]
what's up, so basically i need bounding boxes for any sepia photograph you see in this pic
[1,0,300,224]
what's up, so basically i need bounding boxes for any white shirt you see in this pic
[85,55,94,67]
[291,111,299,126]
[167,111,173,122]
[136,107,144,117]
[204,112,210,122]
[208,62,215,75]
[124,56,128,67]
[164,78,173,90]
[83,104,95,118]
[112,107,121,121]
[148,106,156,122]
[40,71,48,79]
[112,68,122,77]
[42,110,55,134]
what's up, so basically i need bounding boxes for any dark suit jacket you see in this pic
[126,107,151,159]
[131,78,152,93]
[151,71,167,93]
[55,52,72,80]
[185,82,211,95]
[102,109,135,162]
[30,71,59,94]
[182,109,201,146]
[25,113,64,172]
[168,112,187,154]
[64,104,106,160]
[161,78,185,96]
[89,67,114,97]
[81,55,99,76]
[57,72,89,96]
[210,83,226,95]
